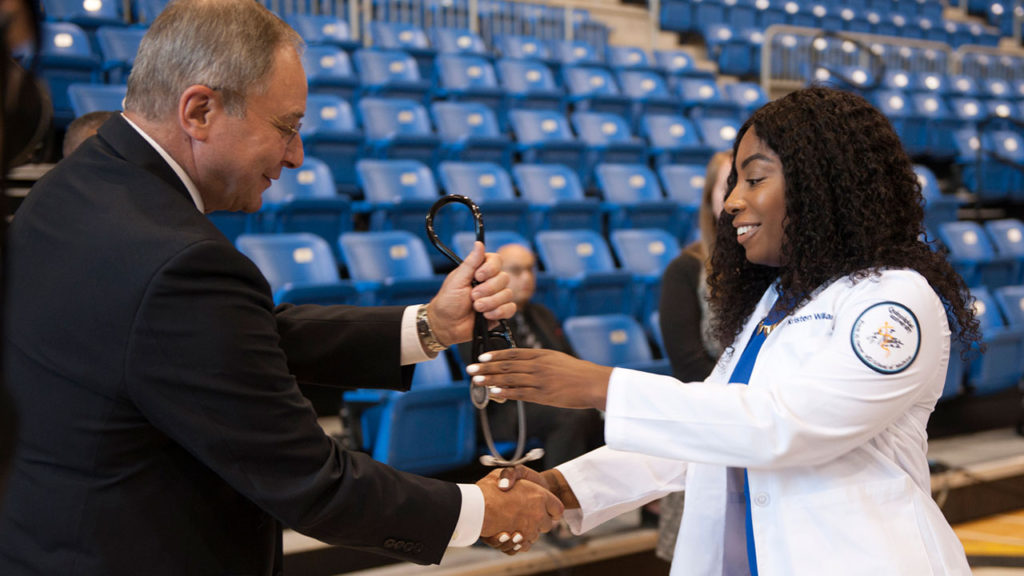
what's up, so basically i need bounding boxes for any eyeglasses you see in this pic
[266,116,302,146]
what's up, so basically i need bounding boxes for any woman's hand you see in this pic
[467,348,613,411]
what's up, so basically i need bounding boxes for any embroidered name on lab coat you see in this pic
[786,312,834,325]
[850,302,921,374]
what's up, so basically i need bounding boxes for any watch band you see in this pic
[416,304,448,353]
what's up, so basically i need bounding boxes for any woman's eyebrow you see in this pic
[740,152,773,169]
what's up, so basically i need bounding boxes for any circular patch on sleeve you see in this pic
[850,302,921,374]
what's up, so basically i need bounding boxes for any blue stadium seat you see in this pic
[563,314,671,374]
[993,283,1024,377]
[980,78,1014,101]
[707,25,764,78]
[722,81,769,116]
[965,286,1024,395]
[356,159,454,270]
[358,97,441,173]
[870,90,920,156]
[285,14,359,51]
[512,163,602,234]
[594,163,690,240]
[641,113,715,167]
[534,229,636,319]
[660,0,696,32]
[338,230,446,305]
[653,49,715,83]
[562,65,632,120]
[908,93,958,160]
[507,109,588,185]
[438,161,530,237]
[915,164,959,233]
[235,233,360,306]
[32,22,103,126]
[693,116,742,152]
[302,45,360,104]
[452,230,532,260]
[938,220,1018,288]
[260,157,352,261]
[948,96,986,130]
[570,111,648,187]
[976,129,1024,201]
[369,21,436,80]
[350,352,476,475]
[95,25,144,83]
[616,69,682,128]
[300,94,363,197]
[606,45,656,71]
[133,0,169,23]
[984,219,1024,285]
[493,34,553,61]
[353,48,433,103]
[41,0,124,29]
[496,58,565,114]
[947,74,981,99]
[431,101,513,170]
[429,27,489,57]
[675,76,742,119]
[549,38,604,67]
[67,82,125,116]
[433,54,506,127]
[610,227,682,320]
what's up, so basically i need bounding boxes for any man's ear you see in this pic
[179,85,218,141]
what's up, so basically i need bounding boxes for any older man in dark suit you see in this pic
[0,1,561,574]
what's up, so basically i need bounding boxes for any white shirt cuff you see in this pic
[449,483,485,547]
[400,305,435,366]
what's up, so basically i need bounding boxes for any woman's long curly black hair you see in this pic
[707,86,981,353]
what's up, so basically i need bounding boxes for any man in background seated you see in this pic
[461,243,604,470]
[62,110,115,158]
[0,1,561,573]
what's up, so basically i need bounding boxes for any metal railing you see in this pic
[761,25,954,96]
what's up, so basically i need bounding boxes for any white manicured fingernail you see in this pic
[489,386,503,395]
[512,533,523,544]
[498,478,510,489]
[478,353,492,362]
[498,533,510,543]
[473,375,486,384]
[513,544,522,551]
[466,364,479,374]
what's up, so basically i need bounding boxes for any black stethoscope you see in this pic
[425,195,544,468]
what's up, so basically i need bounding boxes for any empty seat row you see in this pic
[234,226,683,321]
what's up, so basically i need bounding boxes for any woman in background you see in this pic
[655,150,731,561]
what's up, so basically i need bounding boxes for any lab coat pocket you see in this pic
[776,477,930,576]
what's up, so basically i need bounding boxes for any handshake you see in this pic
[475,466,573,555]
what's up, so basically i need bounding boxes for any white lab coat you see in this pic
[557,270,971,575]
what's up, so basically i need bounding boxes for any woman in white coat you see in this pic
[469,87,982,575]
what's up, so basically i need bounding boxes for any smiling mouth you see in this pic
[736,224,760,237]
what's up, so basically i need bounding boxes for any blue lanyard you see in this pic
[727,298,790,576]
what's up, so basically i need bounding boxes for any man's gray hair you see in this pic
[124,0,304,120]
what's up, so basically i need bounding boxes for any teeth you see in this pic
[737,225,759,236]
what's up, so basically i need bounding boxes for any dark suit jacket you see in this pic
[0,115,461,576]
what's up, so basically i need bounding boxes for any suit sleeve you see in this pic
[124,239,460,564]
[274,302,414,390]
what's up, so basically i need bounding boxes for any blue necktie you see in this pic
[726,297,790,576]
